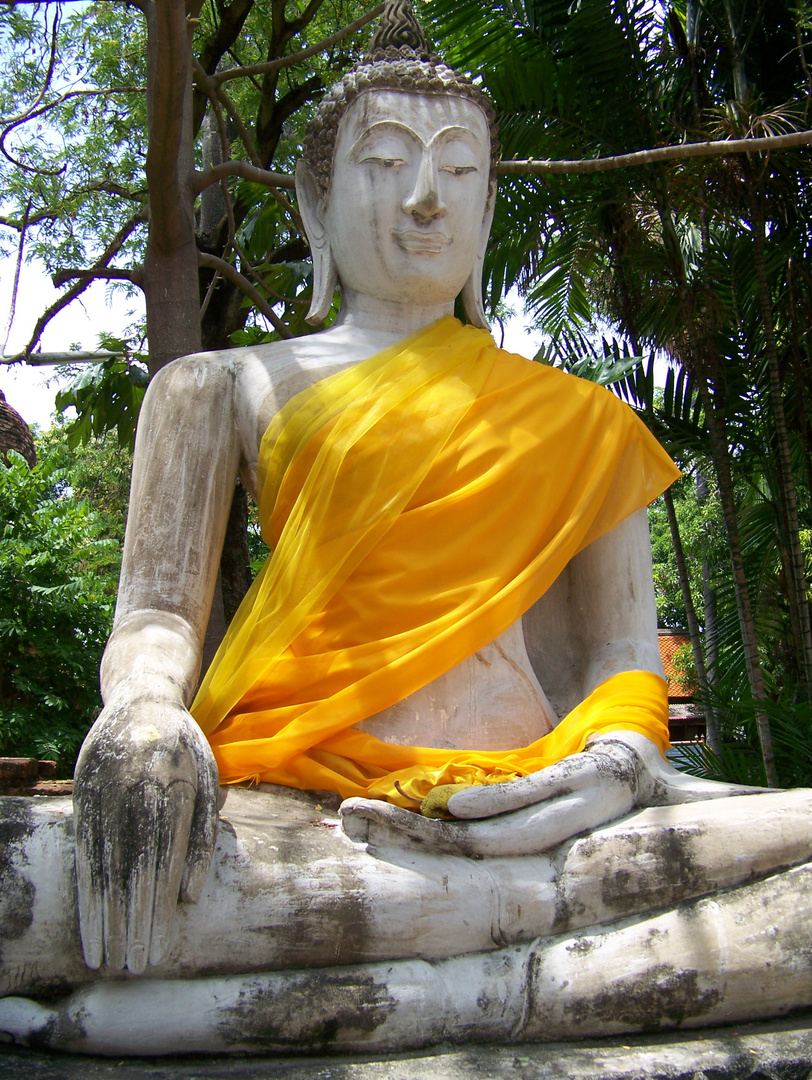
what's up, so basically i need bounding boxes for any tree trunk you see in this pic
[142,0,203,376]
[698,376,779,786]
[696,473,719,689]
[648,170,777,784]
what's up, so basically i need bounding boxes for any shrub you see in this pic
[0,449,120,772]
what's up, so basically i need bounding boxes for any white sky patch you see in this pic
[0,260,143,429]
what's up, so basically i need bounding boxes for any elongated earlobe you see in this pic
[295,160,338,325]
[461,187,496,329]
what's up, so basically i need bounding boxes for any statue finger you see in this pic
[100,795,128,972]
[180,738,220,905]
[124,781,161,975]
[340,797,468,854]
[148,779,196,968]
[447,752,604,820]
[74,783,105,971]
[342,781,635,858]
[341,796,559,857]
[495,786,636,854]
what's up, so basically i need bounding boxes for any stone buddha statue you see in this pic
[3,1,812,1056]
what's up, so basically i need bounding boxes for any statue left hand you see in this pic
[340,732,764,857]
[74,700,220,974]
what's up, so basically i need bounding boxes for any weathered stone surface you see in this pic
[3,1015,812,1079]
[7,787,812,1004]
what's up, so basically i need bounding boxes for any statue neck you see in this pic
[333,286,454,336]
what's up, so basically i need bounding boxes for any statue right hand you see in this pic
[73,698,219,975]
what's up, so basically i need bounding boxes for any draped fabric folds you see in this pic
[192,317,679,807]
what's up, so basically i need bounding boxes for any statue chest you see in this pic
[355,618,558,750]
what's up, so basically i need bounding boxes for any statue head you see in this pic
[296,1,499,327]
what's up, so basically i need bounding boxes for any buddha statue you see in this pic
[3,1,812,1056]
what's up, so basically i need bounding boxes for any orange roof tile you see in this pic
[658,630,697,699]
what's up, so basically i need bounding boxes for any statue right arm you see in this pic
[74,354,241,975]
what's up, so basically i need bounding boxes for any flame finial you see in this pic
[367,1,432,59]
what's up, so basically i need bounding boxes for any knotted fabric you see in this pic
[192,317,679,806]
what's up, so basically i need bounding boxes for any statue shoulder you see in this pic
[230,326,402,467]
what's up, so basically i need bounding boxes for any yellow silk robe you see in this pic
[192,318,680,806]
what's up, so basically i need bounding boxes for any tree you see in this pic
[1,0,382,632]
[0,1,382,368]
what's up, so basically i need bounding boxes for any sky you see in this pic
[0,259,144,428]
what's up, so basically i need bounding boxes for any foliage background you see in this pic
[0,435,125,771]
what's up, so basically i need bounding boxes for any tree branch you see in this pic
[9,213,145,361]
[0,3,60,127]
[193,57,262,167]
[287,0,326,36]
[51,267,142,288]
[0,86,145,128]
[1,86,145,177]
[78,180,149,202]
[210,91,239,249]
[0,208,59,230]
[198,251,293,338]
[208,100,810,195]
[0,351,119,368]
[499,128,812,175]
[256,73,321,166]
[2,199,30,354]
[192,158,295,191]
[197,0,254,79]
[192,0,254,135]
[214,3,384,85]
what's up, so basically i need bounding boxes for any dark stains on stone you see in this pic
[26,1000,89,1052]
[564,937,595,956]
[219,787,374,971]
[563,963,721,1031]
[598,827,707,920]
[0,799,36,951]
[219,970,397,1052]
[550,875,581,937]
[587,742,639,797]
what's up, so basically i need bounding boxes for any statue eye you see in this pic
[360,155,405,169]
[442,165,478,176]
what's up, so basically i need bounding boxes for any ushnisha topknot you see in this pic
[301,0,499,199]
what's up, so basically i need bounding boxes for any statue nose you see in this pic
[403,159,447,221]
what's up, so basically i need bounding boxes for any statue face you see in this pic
[322,90,492,308]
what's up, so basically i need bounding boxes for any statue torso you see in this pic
[225,324,558,751]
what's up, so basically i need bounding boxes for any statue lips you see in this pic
[393,229,453,254]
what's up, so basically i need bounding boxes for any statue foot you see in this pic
[0,996,56,1047]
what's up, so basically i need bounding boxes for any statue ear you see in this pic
[461,184,496,330]
[296,160,338,326]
